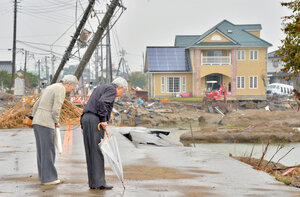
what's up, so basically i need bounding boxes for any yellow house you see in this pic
[145,20,272,99]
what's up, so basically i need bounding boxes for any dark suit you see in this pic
[80,84,117,188]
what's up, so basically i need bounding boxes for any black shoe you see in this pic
[90,185,113,190]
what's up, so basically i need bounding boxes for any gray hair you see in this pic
[112,77,128,90]
[61,75,79,86]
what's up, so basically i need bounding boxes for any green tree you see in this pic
[276,0,300,80]
[128,72,147,89]
[0,71,12,88]
[26,72,38,88]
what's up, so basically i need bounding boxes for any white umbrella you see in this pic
[55,127,62,154]
[98,124,125,189]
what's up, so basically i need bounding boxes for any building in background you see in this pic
[267,50,299,88]
[0,61,12,74]
[145,20,272,99]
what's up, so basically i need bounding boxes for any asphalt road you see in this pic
[0,126,299,197]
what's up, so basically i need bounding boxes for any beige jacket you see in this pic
[32,83,65,129]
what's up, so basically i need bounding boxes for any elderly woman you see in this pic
[81,76,128,190]
[32,75,78,185]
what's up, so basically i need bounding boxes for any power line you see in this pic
[16,40,66,48]
[51,11,85,46]
[19,11,73,25]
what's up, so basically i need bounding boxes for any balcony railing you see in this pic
[202,56,231,65]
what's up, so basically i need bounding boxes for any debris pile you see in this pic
[233,141,300,188]
[0,92,16,114]
[0,96,82,129]
[60,99,82,125]
[0,98,31,129]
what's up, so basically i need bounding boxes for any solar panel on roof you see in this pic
[147,47,189,72]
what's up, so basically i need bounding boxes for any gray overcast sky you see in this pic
[0,0,291,74]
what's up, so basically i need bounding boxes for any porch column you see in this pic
[194,49,201,97]
[231,49,237,95]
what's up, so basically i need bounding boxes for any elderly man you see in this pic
[81,77,128,190]
[32,75,78,185]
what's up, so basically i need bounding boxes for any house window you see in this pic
[249,76,258,89]
[249,50,258,60]
[161,76,165,93]
[237,50,245,60]
[167,77,180,93]
[182,76,186,92]
[273,60,278,68]
[236,76,245,89]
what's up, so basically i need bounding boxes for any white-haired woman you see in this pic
[80,76,128,190]
[32,75,78,185]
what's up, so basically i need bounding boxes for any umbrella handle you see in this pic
[122,181,125,190]
[98,123,109,137]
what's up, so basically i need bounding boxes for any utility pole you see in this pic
[94,47,99,85]
[74,0,120,80]
[38,60,41,92]
[142,52,145,73]
[51,0,96,84]
[45,56,49,85]
[100,41,104,84]
[50,55,56,82]
[24,50,28,89]
[116,49,125,76]
[11,0,17,91]
[106,26,112,83]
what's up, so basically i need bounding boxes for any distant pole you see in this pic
[51,0,96,84]
[45,56,49,84]
[106,26,112,83]
[74,0,120,81]
[100,41,104,84]
[95,47,99,85]
[51,55,55,81]
[142,52,145,73]
[11,0,17,91]
[24,50,28,89]
[38,60,41,92]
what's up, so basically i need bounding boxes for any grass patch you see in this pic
[225,123,236,129]
[275,174,292,185]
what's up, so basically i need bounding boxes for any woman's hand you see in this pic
[55,123,60,127]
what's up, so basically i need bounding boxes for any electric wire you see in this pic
[16,40,66,48]
[51,11,85,46]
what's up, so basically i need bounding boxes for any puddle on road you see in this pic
[123,165,196,180]
[187,169,220,175]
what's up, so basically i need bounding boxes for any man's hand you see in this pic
[99,122,108,130]
[55,123,60,127]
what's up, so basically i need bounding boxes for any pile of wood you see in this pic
[59,99,82,125]
[0,99,31,129]
[0,97,82,129]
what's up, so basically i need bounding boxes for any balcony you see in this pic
[202,56,231,65]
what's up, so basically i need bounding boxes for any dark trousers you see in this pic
[81,113,106,188]
[33,125,58,183]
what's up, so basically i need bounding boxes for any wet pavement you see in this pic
[0,126,299,197]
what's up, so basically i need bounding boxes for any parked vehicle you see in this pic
[266,83,294,97]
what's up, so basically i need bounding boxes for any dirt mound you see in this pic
[220,109,300,127]
[180,124,300,143]
[0,97,82,129]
